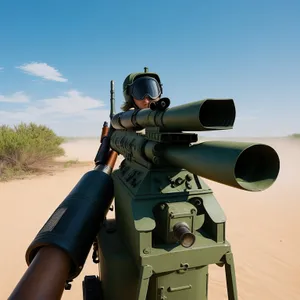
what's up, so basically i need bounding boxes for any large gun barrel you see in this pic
[111,98,236,131]
[163,141,280,192]
[110,131,280,192]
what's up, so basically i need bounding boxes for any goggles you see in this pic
[128,76,162,101]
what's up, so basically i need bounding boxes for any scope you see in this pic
[111,98,236,132]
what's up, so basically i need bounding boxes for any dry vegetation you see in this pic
[0,122,76,181]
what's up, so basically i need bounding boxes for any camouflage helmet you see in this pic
[121,68,163,111]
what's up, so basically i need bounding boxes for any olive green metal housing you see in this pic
[91,97,280,300]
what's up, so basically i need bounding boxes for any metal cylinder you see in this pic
[163,141,280,192]
[25,169,114,280]
[111,99,236,131]
[109,130,280,192]
[173,222,196,248]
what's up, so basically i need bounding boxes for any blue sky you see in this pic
[0,0,299,137]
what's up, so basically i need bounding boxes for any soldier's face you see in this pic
[133,97,159,109]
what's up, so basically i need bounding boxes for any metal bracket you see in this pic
[224,252,238,300]
[136,265,153,300]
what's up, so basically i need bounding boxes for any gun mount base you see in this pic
[90,160,238,300]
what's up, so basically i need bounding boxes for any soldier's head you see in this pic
[121,70,163,111]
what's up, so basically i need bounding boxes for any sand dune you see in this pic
[1,137,299,299]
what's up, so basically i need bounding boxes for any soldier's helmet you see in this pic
[121,69,163,111]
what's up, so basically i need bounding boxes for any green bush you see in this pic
[291,133,300,138]
[0,122,65,180]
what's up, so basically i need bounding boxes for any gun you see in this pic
[8,79,280,300]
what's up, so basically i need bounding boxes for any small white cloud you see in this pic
[0,67,3,70]
[0,91,30,103]
[16,62,67,82]
[0,90,111,136]
[38,89,105,114]
[0,90,106,120]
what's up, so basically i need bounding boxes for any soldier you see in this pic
[121,70,163,111]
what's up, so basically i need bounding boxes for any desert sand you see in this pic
[1,136,299,299]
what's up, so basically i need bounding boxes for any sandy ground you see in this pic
[1,136,299,299]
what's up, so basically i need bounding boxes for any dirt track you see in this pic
[1,137,299,299]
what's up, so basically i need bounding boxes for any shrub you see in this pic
[0,122,65,180]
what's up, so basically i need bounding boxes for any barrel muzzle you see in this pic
[234,143,280,191]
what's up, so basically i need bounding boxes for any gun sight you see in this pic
[111,98,235,132]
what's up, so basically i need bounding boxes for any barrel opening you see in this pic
[199,99,236,128]
[235,145,280,191]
